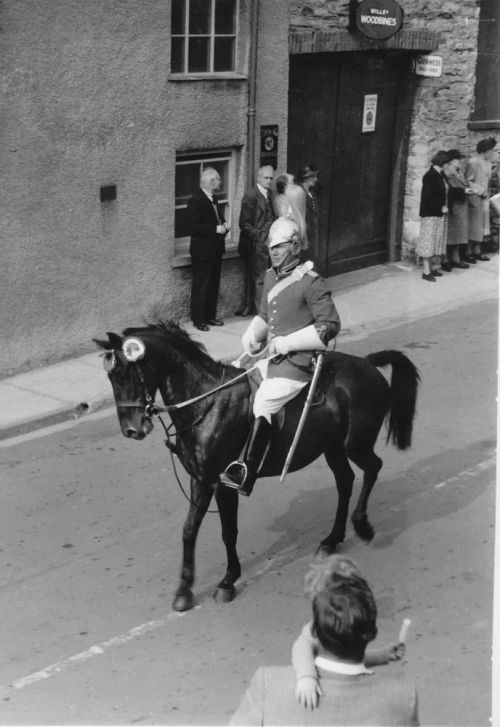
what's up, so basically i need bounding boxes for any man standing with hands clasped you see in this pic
[236,165,276,316]
[187,167,230,331]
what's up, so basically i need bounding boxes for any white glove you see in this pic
[268,336,290,355]
[242,316,268,355]
[268,325,326,356]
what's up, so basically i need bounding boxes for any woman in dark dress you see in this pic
[416,150,451,282]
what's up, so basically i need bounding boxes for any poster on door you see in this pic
[362,94,378,133]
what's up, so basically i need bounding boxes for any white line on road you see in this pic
[5,456,495,697]
[433,454,496,489]
[2,549,295,697]
[6,610,191,694]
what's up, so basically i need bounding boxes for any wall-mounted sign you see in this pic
[260,125,278,168]
[355,0,404,40]
[362,94,378,133]
[414,54,443,78]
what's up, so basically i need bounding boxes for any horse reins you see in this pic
[115,353,275,513]
[145,348,280,415]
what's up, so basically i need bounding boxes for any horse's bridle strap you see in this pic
[157,353,284,412]
[116,354,279,415]
[164,362,258,412]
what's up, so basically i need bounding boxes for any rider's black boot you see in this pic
[219,417,271,496]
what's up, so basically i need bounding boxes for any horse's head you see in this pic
[94,331,158,440]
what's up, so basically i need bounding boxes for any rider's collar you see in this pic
[273,256,301,279]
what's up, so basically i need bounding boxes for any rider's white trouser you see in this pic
[253,359,307,423]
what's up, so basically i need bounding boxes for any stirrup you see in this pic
[219,460,248,489]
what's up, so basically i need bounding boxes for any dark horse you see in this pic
[95,320,419,612]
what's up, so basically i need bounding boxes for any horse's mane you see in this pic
[122,319,216,369]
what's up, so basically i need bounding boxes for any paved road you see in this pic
[0,298,496,726]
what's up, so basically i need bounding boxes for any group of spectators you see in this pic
[230,554,418,726]
[186,164,320,329]
[185,136,498,323]
[417,137,498,282]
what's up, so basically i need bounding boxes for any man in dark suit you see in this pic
[187,167,230,331]
[236,165,276,316]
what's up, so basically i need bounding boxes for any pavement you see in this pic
[1,258,498,442]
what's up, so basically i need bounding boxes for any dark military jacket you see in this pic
[259,262,341,381]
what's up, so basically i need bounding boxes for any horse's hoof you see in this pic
[317,540,339,556]
[172,590,194,612]
[213,586,235,604]
[352,517,375,542]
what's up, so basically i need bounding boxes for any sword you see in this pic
[280,352,325,483]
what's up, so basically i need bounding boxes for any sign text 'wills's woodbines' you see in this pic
[355,0,404,40]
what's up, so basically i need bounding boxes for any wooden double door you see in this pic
[288,51,414,277]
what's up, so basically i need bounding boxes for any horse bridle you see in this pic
[103,350,161,420]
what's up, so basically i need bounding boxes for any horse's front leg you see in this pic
[172,477,213,612]
[213,484,241,603]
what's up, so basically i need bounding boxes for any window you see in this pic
[174,150,236,258]
[171,0,237,74]
[469,0,500,128]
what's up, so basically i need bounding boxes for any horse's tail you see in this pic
[366,350,420,450]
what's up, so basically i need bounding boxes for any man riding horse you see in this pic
[220,216,341,497]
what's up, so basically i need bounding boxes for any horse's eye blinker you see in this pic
[102,351,116,372]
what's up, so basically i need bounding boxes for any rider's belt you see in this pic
[270,352,314,372]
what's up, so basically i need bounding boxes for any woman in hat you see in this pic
[298,164,320,260]
[464,137,497,262]
[416,150,452,282]
[442,149,471,271]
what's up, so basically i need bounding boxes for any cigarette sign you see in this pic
[362,94,378,133]
[414,55,443,78]
[355,0,404,40]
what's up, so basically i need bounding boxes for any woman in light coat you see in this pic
[464,137,497,262]
[273,173,307,251]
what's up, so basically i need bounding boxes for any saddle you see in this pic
[243,360,327,432]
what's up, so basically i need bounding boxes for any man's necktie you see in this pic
[212,198,221,224]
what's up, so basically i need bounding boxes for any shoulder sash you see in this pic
[267,261,314,304]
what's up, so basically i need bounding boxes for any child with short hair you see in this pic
[292,554,406,710]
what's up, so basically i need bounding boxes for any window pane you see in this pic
[176,163,201,201]
[215,0,236,34]
[171,0,186,35]
[189,0,210,34]
[214,37,234,71]
[171,37,185,73]
[188,37,210,72]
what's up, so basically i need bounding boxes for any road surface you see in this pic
[0,298,496,725]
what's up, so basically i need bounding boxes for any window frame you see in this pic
[469,0,500,129]
[171,0,239,77]
[173,149,237,264]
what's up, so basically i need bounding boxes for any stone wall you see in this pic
[289,1,482,260]
[0,0,289,376]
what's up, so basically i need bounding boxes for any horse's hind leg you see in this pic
[349,450,383,542]
[172,477,213,612]
[213,484,241,603]
[318,445,355,555]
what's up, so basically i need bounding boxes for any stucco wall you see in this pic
[290,0,482,260]
[0,0,289,376]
